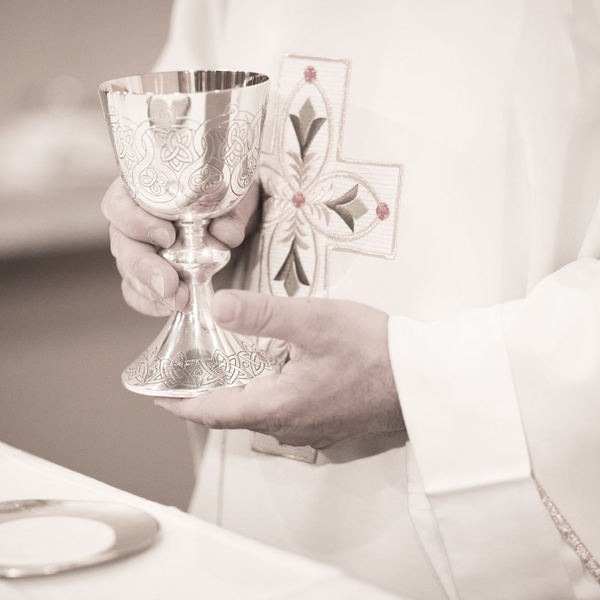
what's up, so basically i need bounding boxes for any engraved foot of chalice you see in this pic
[99,71,274,397]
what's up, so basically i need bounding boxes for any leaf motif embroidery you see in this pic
[324,184,367,232]
[289,98,327,161]
[301,118,326,160]
[274,238,311,296]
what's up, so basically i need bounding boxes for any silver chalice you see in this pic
[99,70,274,397]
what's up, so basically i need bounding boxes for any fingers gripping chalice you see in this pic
[99,71,274,397]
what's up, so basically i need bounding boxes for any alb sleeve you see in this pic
[389,258,600,600]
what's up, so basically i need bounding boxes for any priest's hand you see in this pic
[154,290,404,449]
[100,177,261,316]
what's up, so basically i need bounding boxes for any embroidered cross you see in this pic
[252,54,403,463]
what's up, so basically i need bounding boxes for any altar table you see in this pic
[0,442,404,600]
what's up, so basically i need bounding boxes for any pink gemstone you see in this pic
[292,192,306,208]
[376,203,390,220]
[304,66,317,83]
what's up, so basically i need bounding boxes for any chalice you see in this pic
[99,70,274,397]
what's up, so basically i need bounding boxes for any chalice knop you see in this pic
[99,71,273,397]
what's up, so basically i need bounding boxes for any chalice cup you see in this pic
[99,70,274,397]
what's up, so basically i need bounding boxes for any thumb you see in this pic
[208,181,260,248]
[212,290,321,345]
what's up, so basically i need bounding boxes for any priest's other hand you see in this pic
[100,177,261,316]
[154,290,404,449]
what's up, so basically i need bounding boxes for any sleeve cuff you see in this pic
[389,306,530,494]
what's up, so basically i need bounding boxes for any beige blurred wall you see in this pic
[0,0,198,511]
[0,0,174,120]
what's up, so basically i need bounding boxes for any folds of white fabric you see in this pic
[391,258,600,599]
[501,258,600,576]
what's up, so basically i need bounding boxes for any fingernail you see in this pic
[150,274,165,299]
[213,291,240,324]
[148,227,171,248]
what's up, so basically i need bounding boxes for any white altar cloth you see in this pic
[0,442,401,600]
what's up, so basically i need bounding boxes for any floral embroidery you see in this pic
[259,55,403,310]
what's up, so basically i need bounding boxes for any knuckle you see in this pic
[100,178,126,221]
[302,299,331,349]
[202,412,223,430]
[261,401,282,429]
[150,301,170,318]
[224,211,245,231]
[131,253,155,283]
[109,228,119,257]
[252,297,277,337]
[305,298,326,327]
[245,181,261,206]
[124,209,143,240]
[228,225,246,248]
[115,258,128,281]
[122,279,163,317]
[100,193,111,220]
[262,394,291,433]
[131,254,150,284]
[121,280,137,309]
[273,426,302,447]
[212,213,245,247]
[130,254,145,280]
[100,187,115,220]
[161,266,180,293]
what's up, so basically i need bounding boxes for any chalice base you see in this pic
[121,310,276,398]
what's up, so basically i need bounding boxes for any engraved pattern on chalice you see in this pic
[99,71,274,397]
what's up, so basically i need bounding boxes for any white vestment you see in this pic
[154,1,600,598]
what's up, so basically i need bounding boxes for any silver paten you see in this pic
[99,71,275,397]
[0,499,159,578]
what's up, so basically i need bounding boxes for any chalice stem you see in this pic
[164,219,228,341]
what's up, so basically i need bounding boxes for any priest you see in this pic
[101,1,600,598]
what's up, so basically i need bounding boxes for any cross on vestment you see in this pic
[251,55,403,463]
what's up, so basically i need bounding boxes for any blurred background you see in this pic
[0,0,196,510]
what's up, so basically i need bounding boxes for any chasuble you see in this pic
[152,1,600,598]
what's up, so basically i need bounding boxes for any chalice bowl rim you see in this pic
[98,69,270,97]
